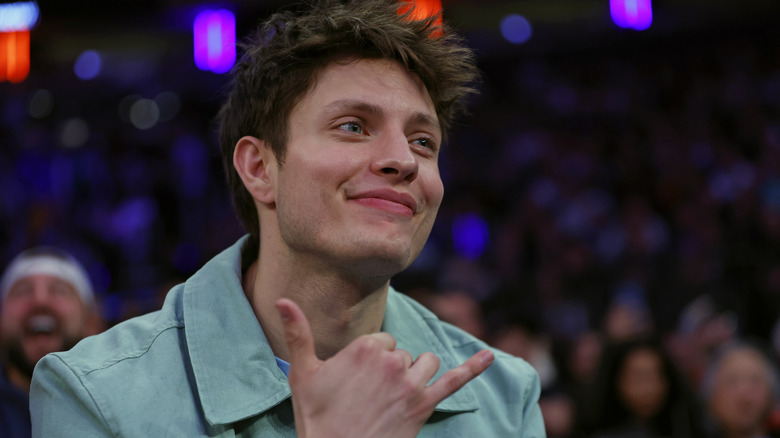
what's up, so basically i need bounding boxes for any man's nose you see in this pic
[370,131,418,183]
[32,286,51,304]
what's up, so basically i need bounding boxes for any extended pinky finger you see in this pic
[424,349,494,406]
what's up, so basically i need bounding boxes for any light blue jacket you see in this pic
[31,237,546,437]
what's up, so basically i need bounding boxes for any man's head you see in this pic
[218,0,478,243]
[702,342,779,437]
[0,247,98,386]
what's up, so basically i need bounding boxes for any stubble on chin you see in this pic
[3,335,81,380]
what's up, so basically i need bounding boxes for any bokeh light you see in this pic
[452,212,490,260]
[610,0,653,31]
[28,89,53,118]
[397,0,443,34]
[74,50,102,80]
[500,14,533,45]
[0,30,30,82]
[0,1,39,32]
[129,98,160,130]
[58,118,89,148]
[193,9,236,74]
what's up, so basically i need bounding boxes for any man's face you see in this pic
[710,350,774,436]
[617,348,668,420]
[1,274,88,376]
[270,58,444,278]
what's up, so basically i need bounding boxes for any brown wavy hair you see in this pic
[217,0,479,243]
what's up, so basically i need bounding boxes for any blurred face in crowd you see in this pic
[539,393,575,438]
[617,347,669,420]
[709,349,774,437]
[492,325,534,359]
[430,291,485,339]
[570,331,602,383]
[1,274,90,379]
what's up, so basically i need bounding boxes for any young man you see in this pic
[30,1,545,436]
[0,247,99,437]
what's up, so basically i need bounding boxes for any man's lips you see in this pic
[348,189,418,216]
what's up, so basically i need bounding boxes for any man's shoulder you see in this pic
[436,315,540,393]
[390,290,545,436]
[389,290,540,393]
[49,283,186,378]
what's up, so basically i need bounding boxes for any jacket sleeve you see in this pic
[30,353,115,438]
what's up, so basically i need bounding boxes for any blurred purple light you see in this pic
[500,14,533,45]
[74,50,101,80]
[452,212,489,260]
[193,9,235,74]
[610,0,653,31]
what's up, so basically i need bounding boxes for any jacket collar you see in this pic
[184,236,478,427]
[183,236,290,426]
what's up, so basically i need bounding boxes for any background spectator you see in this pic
[701,341,780,438]
[587,338,706,438]
[0,246,102,436]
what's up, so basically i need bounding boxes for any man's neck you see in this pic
[242,254,390,363]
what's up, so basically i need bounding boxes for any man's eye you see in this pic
[338,122,363,134]
[8,285,32,299]
[412,137,435,150]
[51,282,76,298]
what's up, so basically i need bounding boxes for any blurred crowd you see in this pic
[1,14,780,438]
[408,27,780,437]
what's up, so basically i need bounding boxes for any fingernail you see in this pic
[481,350,494,366]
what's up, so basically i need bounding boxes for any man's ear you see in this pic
[233,135,277,205]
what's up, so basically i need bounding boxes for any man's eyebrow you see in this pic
[323,99,384,117]
[407,111,440,134]
[323,99,440,132]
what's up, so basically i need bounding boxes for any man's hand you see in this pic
[276,298,494,438]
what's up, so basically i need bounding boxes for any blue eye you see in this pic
[412,137,435,150]
[338,122,363,134]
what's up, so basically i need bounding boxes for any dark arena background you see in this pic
[2,1,780,435]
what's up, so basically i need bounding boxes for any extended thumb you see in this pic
[276,298,317,374]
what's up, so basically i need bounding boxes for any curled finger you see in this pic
[407,352,440,386]
[363,332,397,351]
[392,348,414,369]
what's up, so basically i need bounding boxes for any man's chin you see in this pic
[6,335,80,378]
[345,248,416,281]
[25,338,65,362]
[29,331,82,354]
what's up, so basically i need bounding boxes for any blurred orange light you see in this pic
[0,30,30,83]
[398,0,443,36]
